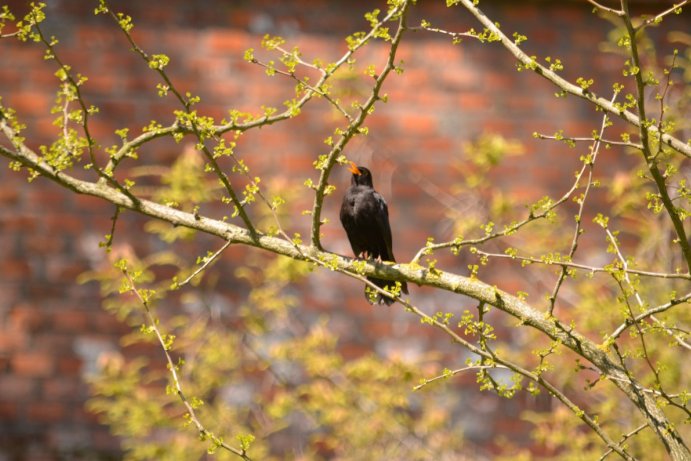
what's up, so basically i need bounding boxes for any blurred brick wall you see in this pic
[0,0,688,459]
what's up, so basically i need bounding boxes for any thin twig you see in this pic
[177,240,232,287]
[474,249,690,280]
[102,3,257,235]
[621,0,691,272]
[413,365,507,391]
[586,0,624,16]
[609,292,691,342]
[534,133,643,150]
[549,92,617,314]
[636,0,689,31]
[436,0,691,158]
[250,61,353,122]
[411,146,600,263]
[121,268,252,460]
[599,424,648,461]
[309,1,411,249]
[654,51,678,159]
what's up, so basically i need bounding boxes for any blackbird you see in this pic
[340,162,408,305]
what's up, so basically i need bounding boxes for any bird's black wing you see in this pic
[373,191,395,262]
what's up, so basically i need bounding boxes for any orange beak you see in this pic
[348,161,361,175]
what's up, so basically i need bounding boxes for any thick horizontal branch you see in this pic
[0,132,655,385]
[0,123,611,363]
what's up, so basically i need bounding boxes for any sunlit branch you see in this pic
[586,0,624,16]
[249,59,353,122]
[636,0,689,31]
[101,2,257,235]
[655,51,678,159]
[533,133,643,150]
[472,249,691,280]
[412,143,601,263]
[599,424,648,461]
[309,1,411,249]
[121,268,252,460]
[549,92,616,315]
[608,292,691,342]
[411,23,481,42]
[397,301,635,460]
[177,240,232,287]
[621,0,691,272]
[413,365,507,391]
[605,226,690,348]
[443,0,691,159]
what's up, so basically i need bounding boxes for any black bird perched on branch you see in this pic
[340,162,408,305]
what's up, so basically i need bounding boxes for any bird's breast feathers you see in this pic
[351,190,386,216]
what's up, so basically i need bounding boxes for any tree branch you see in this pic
[309,1,411,249]
[450,0,691,159]
[620,0,691,273]
[1,119,686,458]
[121,267,252,460]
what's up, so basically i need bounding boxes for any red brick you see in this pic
[52,310,89,333]
[0,260,30,280]
[25,187,72,209]
[484,72,513,89]
[2,47,43,68]
[42,214,87,234]
[0,66,22,88]
[34,333,74,355]
[421,41,463,63]
[24,234,65,254]
[10,304,46,332]
[530,28,559,46]
[57,356,83,375]
[207,29,251,52]
[0,375,37,399]
[0,329,26,353]
[0,215,39,231]
[7,91,52,117]
[458,92,489,110]
[91,312,131,335]
[137,7,177,26]
[505,3,539,21]
[43,378,82,400]
[99,100,140,120]
[46,259,89,282]
[420,137,453,153]
[339,343,369,360]
[85,72,119,93]
[0,184,20,204]
[27,402,66,423]
[553,4,586,22]
[440,67,478,90]
[90,427,121,451]
[504,95,536,111]
[399,112,438,136]
[75,25,117,48]
[11,352,54,377]
[481,119,515,133]
[0,402,18,419]
[364,320,394,338]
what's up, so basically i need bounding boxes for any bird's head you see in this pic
[348,161,374,187]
